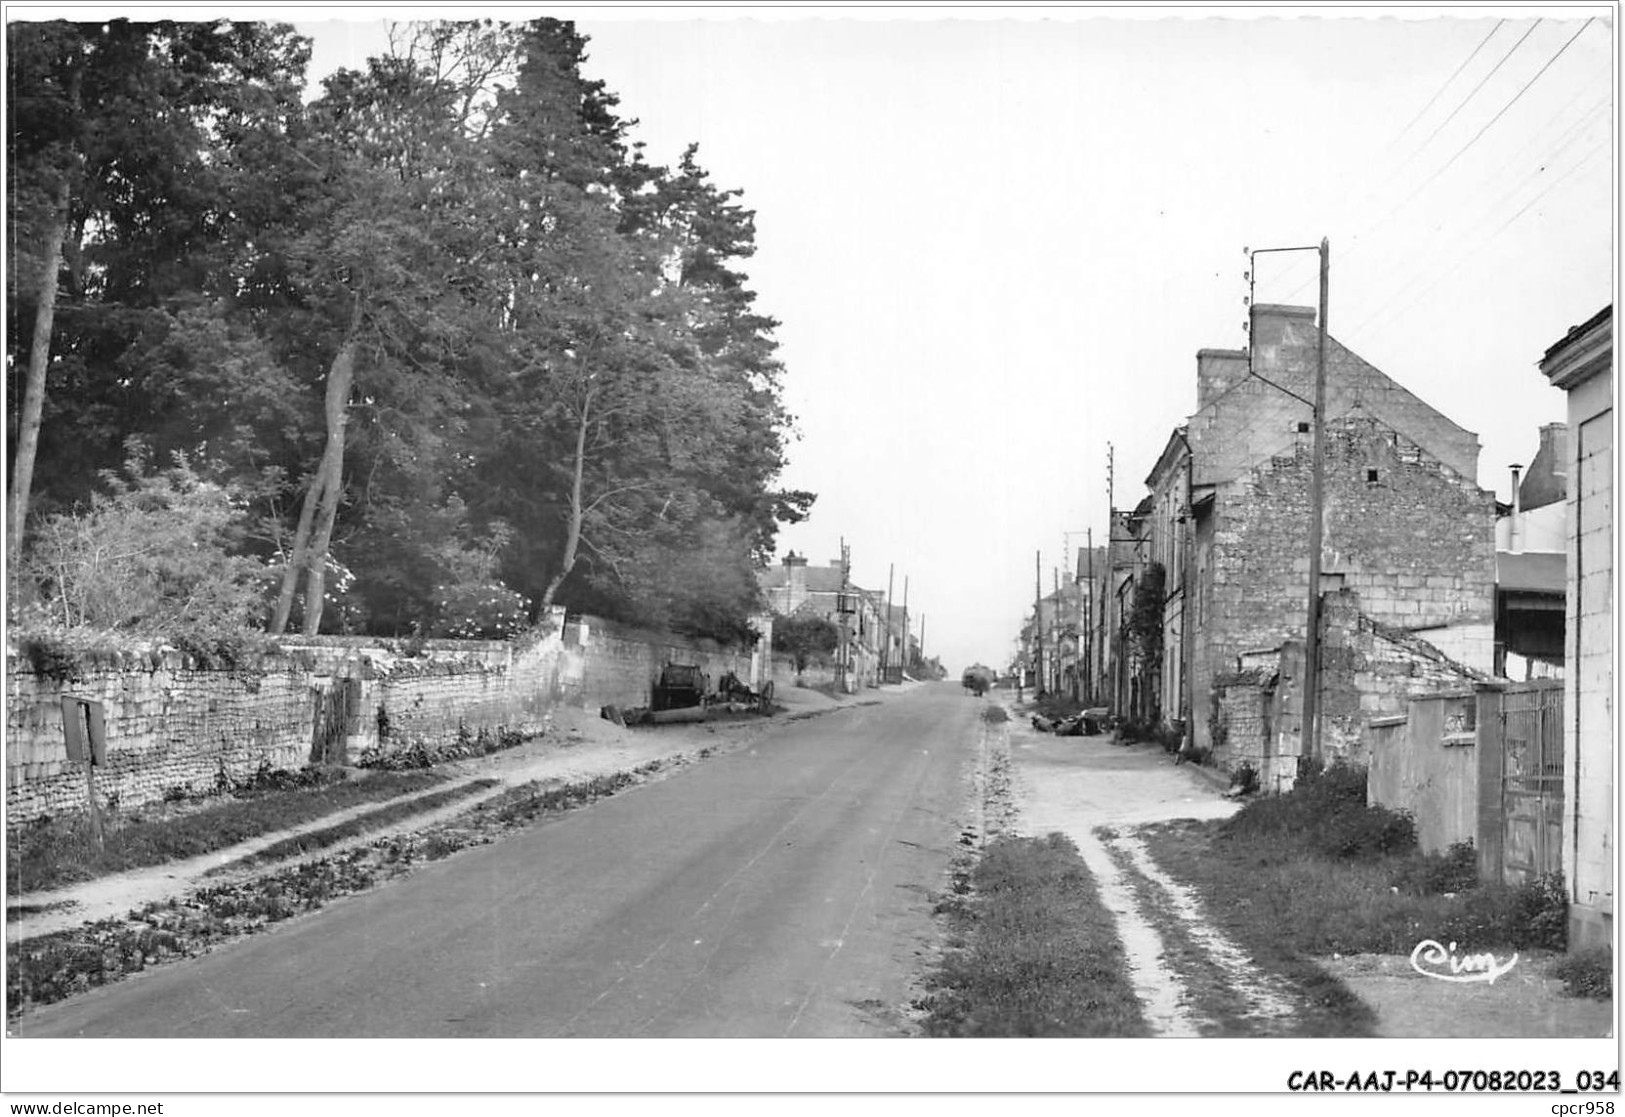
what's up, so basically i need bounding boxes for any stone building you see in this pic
[756,552,886,689]
[1138,303,1497,771]
[1537,305,1612,951]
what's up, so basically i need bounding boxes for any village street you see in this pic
[15,685,979,1038]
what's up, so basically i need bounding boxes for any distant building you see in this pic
[756,552,887,690]
[1537,305,1613,951]
[1494,427,1568,681]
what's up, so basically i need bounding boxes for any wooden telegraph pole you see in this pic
[1033,550,1045,696]
[1301,238,1330,764]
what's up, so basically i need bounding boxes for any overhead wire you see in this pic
[1395,20,1542,179]
[1334,95,1608,329]
[1346,139,1608,342]
[1385,19,1508,153]
[1276,19,1601,305]
[1390,18,1598,215]
[1271,20,1532,303]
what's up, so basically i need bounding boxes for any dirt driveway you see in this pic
[996,695,1611,1039]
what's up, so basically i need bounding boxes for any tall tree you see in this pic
[6,19,310,560]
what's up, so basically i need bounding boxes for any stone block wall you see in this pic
[7,615,759,827]
[6,649,315,825]
[1191,415,1494,755]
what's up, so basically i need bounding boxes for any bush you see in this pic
[1551,946,1612,1000]
[430,580,532,640]
[1391,840,1479,897]
[1221,759,1417,861]
[16,447,267,638]
[1034,694,1084,720]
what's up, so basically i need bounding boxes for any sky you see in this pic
[279,4,1617,676]
[45,3,1609,676]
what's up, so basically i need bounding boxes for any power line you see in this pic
[1279,85,1606,305]
[1388,20,1507,151]
[1345,139,1607,342]
[1276,19,1600,307]
[1320,95,1606,319]
[1406,19,1598,206]
[1398,20,1542,176]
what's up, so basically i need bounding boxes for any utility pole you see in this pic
[838,538,851,694]
[1248,239,1331,767]
[884,563,896,684]
[1086,526,1096,704]
[919,613,926,671]
[901,574,910,676]
[1301,238,1330,764]
[1033,550,1045,696]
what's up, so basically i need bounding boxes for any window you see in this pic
[1297,421,1310,433]
[1366,468,1379,483]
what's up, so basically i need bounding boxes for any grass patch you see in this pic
[7,769,447,896]
[1551,946,1613,1000]
[980,705,1009,724]
[1107,828,1378,1036]
[919,833,1148,1037]
[213,778,502,872]
[1143,817,1569,958]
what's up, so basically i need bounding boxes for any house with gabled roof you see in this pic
[757,552,886,689]
[1137,303,1496,779]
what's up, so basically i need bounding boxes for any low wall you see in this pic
[5,616,760,828]
[1366,691,1480,855]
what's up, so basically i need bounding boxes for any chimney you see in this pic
[1519,422,1570,511]
[1248,304,1319,374]
[1196,348,1249,409]
[782,551,808,612]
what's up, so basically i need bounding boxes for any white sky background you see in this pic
[4,5,1619,1101]
[285,5,1617,677]
[44,4,1609,676]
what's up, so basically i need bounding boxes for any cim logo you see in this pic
[1409,939,1519,985]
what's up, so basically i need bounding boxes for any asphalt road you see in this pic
[18,684,980,1038]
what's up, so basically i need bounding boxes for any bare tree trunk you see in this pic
[538,388,592,610]
[270,303,360,636]
[8,179,71,568]
[268,466,324,634]
[299,336,359,636]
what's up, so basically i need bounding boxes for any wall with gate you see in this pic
[6,616,765,828]
[1366,679,1564,883]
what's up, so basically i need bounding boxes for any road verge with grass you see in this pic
[917,832,1149,1036]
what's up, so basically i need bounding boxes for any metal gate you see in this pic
[311,678,358,766]
[1495,681,1564,884]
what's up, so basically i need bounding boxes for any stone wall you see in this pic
[1207,588,1484,787]
[6,648,316,825]
[6,616,764,827]
[1189,306,1480,485]
[1192,414,1495,754]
